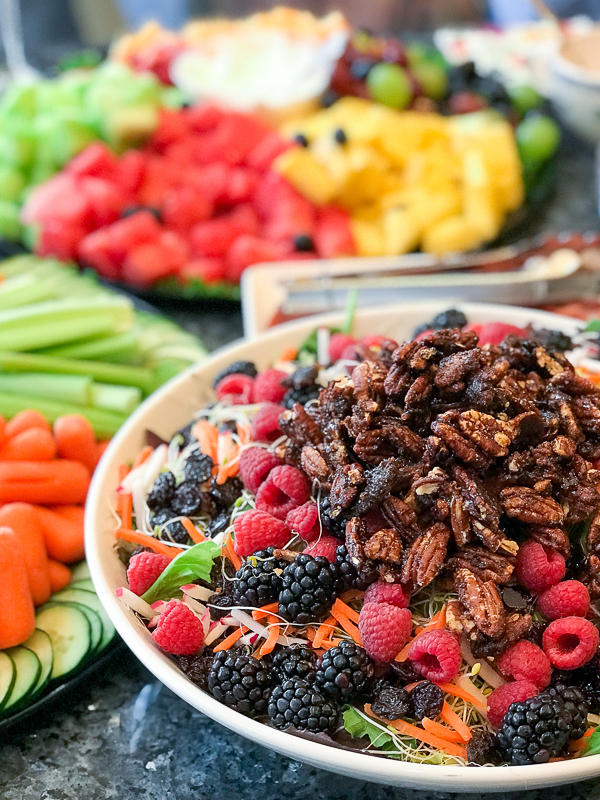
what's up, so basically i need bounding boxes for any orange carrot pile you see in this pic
[0,526,36,649]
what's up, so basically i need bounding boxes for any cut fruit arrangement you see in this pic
[112,310,600,767]
[0,407,117,719]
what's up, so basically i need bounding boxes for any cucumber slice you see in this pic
[22,629,53,698]
[70,561,90,582]
[50,600,102,655]
[70,578,94,592]
[2,646,41,711]
[52,587,116,651]
[0,652,16,712]
[35,604,92,679]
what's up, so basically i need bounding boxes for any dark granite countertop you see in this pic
[3,138,600,800]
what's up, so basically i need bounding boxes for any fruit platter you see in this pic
[0,8,561,301]
[86,300,600,791]
[0,253,208,725]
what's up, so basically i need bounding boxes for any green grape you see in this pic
[367,63,412,110]
[516,113,560,164]
[508,85,543,116]
[411,61,448,101]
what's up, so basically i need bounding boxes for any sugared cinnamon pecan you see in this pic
[500,486,563,527]
[528,526,570,558]
[382,496,420,542]
[400,523,450,589]
[329,463,364,517]
[447,546,514,584]
[363,529,403,563]
[300,446,329,481]
[454,567,505,638]
[457,410,513,457]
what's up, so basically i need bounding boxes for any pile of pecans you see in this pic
[280,329,600,656]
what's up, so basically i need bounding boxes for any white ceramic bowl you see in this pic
[548,32,600,143]
[86,301,599,793]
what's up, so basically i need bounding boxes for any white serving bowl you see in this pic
[86,301,598,793]
[548,30,600,143]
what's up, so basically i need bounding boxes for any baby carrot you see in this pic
[0,460,90,505]
[35,505,85,564]
[5,410,51,438]
[0,426,57,461]
[440,702,472,742]
[53,414,99,473]
[0,526,35,648]
[0,503,51,606]
[48,559,72,593]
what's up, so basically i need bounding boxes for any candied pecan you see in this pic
[587,508,600,555]
[445,600,477,639]
[464,358,510,409]
[279,404,323,447]
[454,567,505,638]
[412,467,448,497]
[431,414,490,470]
[457,410,513,457]
[381,423,425,460]
[510,410,546,447]
[552,435,578,458]
[383,363,414,398]
[528,526,570,558]
[452,467,511,552]
[321,426,349,471]
[353,429,397,464]
[434,349,486,389]
[353,459,414,516]
[317,376,354,420]
[300,446,329,481]
[571,396,600,436]
[345,516,367,564]
[450,493,470,546]
[500,486,563,527]
[400,523,450,589]
[447,546,514,584]
[534,346,566,377]
[409,345,438,372]
[363,529,403,563]
[382,496,420,542]
[549,371,600,396]
[404,374,432,407]
[546,391,584,442]
[377,563,405,584]
[351,362,387,412]
[329,463,364,517]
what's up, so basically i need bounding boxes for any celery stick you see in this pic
[0,351,154,392]
[0,392,127,438]
[41,332,140,362]
[90,383,141,414]
[0,372,91,405]
[0,274,59,310]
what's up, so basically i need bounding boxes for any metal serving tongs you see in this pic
[0,0,40,87]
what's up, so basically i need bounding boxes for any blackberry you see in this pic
[212,360,258,388]
[208,648,273,717]
[282,385,321,410]
[209,475,243,509]
[271,645,317,683]
[282,365,319,390]
[429,308,468,330]
[411,681,444,721]
[578,671,600,714]
[467,730,502,766]
[268,677,339,732]
[336,544,378,590]
[146,471,176,510]
[319,496,346,538]
[176,422,195,448]
[178,653,214,691]
[150,509,189,544]
[231,548,287,607]
[497,693,572,765]
[294,234,314,252]
[546,684,589,739]
[207,510,231,538]
[170,481,203,516]
[370,686,411,720]
[278,553,343,625]
[183,452,214,483]
[531,328,573,354]
[551,662,600,714]
[315,641,374,700]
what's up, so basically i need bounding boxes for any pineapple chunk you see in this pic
[274,146,338,205]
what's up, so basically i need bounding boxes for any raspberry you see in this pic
[358,602,412,663]
[328,333,357,363]
[251,403,284,443]
[515,540,565,593]
[286,501,320,541]
[152,599,204,655]
[543,616,600,670]
[215,373,254,405]
[252,369,287,403]
[238,447,282,494]
[127,551,171,596]
[233,509,290,557]
[255,465,310,520]
[363,581,409,608]
[304,535,340,563]
[497,640,551,689]
[487,680,539,728]
[407,629,461,684]
[538,580,590,620]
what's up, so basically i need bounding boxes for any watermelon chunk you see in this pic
[221,167,260,205]
[161,186,212,231]
[181,258,227,285]
[67,142,119,181]
[314,207,355,258]
[36,221,89,261]
[150,108,192,150]
[21,173,91,227]
[116,150,147,196]
[78,228,122,280]
[185,104,226,133]
[253,171,298,220]
[189,204,259,258]
[137,155,176,208]
[246,132,292,171]
[189,162,230,206]
[226,235,289,283]
[122,230,188,287]
[81,177,125,227]
[264,194,316,242]
[195,113,273,167]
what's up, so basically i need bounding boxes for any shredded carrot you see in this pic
[213,626,245,652]
[117,528,183,558]
[305,627,316,642]
[320,638,342,649]
[332,598,360,624]
[192,419,219,462]
[340,589,364,603]
[259,616,280,656]
[222,531,242,571]
[396,607,446,662]
[330,608,362,645]
[119,493,133,531]
[216,457,240,485]
[313,616,336,649]
[404,680,425,693]
[181,517,206,544]
[366,706,468,760]
[440,702,472,742]
[236,422,252,446]
[422,717,466,743]
[252,602,279,620]
[280,347,298,361]
[118,463,129,483]
[395,639,414,663]
[132,446,154,470]
[439,682,487,714]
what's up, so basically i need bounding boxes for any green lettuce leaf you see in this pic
[582,726,600,756]
[343,707,399,754]
[141,540,220,604]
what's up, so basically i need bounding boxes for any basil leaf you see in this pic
[142,540,220,604]
[584,319,600,333]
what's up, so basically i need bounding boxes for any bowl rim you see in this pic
[85,300,600,792]
[552,43,600,87]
